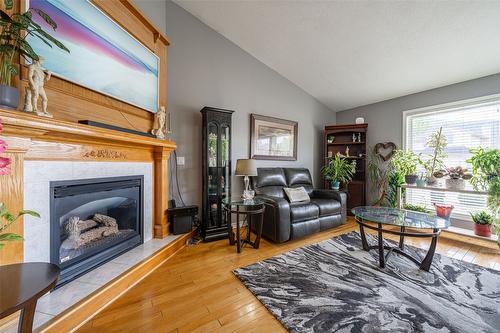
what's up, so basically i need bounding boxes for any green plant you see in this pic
[470,211,494,225]
[386,171,405,208]
[0,0,69,86]
[391,150,421,176]
[402,203,430,214]
[422,127,447,178]
[321,153,355,184]
[466,148,500,215]
[446,166,472,180]
[0,202,39,249]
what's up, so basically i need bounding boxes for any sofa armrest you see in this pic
[256,195,291,243]
[311,189,347,223]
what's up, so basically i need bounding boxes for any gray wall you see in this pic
[134,0,334,207]
[336,73,500,203]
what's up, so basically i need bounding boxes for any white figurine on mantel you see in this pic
[23,56,53,118]
[151,106,169,140]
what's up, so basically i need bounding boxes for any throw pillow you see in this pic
[283,187,310,203]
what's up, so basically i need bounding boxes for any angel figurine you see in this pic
[151,106,169,140]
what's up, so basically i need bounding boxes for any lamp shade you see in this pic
[235,159,257,176]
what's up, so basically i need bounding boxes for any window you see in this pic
[404,95,500,221]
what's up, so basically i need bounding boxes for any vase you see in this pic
[415,179,426,187]
[445,178,465,190]
[433,203,453,219]
[405,174,418,185]
[426,175,437,185]
[331,181,340,190]
[474,224,492,237]
[0,84,19,109]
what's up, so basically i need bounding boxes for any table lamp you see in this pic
[235,159,257,199]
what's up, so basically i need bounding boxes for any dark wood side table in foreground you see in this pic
[0,262,60,333]
[223,198,265,253]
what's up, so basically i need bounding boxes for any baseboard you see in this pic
[34,230,196,333]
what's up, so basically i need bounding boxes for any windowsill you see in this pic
[444,225,498,243]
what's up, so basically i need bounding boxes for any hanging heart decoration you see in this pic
[374,142,397,161]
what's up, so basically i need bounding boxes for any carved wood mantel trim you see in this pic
[0,109,176,264]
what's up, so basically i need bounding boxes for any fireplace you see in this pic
[50,176,144,286]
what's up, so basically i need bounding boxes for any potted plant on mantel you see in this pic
[321,153,355,190]
[390,150,422,185]
[0,0,69,109]
[470,211,493,237]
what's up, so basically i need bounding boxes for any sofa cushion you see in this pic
[252,168,287,198]
[310,198,342,217]
[283,187,310,203]
[289,202,319,223]
[284,168,314,194]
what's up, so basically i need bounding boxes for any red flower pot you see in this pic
[474,224,492,237]
[433,203,454,219]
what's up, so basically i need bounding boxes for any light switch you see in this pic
[176,156,185,166]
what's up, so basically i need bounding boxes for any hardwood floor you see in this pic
[77,218,500,333]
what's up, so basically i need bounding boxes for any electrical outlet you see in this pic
[176,156,185,166]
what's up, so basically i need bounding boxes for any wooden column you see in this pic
[0,137,30,264]
[153,147,170,238]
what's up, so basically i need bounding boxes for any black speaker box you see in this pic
[167,205,198,235]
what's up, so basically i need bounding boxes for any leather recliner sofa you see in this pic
[251,167,347,243]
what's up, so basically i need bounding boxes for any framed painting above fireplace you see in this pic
[27,0,159,113]
[250,114,298,160]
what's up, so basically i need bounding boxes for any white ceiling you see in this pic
[175,0,500,112]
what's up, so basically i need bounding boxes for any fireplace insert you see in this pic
[50,176,144,286]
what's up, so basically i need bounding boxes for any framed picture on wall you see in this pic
[26,0,160,113]
[250,114,298,160]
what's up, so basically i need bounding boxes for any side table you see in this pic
[222,198,265,253]
[0,262,60,333]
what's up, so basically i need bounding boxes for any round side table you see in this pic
[0,262,60,333]
[222,198,265,253]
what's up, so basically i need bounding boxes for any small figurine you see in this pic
[352,133,356,142]
[23,56,52,118]
[345,146,350,157]
[151,106,169,140]
[357,133,362,142]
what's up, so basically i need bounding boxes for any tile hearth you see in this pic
[0,234,180,333]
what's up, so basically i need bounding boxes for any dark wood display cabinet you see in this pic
[323,124,368,213]
[201,107,234,241]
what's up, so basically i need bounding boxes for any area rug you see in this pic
[233,232,500,333]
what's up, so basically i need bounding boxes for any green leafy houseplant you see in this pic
[402,203,430,214]
[422,127,447,184]
[321,153,355,190]
[0,0,69,86]
[390,150,422,184]
[0,202,39,249]
[470,211,494,238]
[466,147,499,244]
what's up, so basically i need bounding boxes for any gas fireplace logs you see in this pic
[62,214,119,250]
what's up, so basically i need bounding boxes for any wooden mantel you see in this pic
[0,108,176,264]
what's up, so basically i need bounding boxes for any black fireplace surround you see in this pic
[50,176,144,286]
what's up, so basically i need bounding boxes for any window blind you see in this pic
[405,99,499,221]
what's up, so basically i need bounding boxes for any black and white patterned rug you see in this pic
[233,232,500,333]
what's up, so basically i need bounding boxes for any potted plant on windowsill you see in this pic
[470,211,493,237]
[0,0,69,109]
[391,150,422,184]
[445,166,472,190]
[422,127,447,185]
[321,153,355,190]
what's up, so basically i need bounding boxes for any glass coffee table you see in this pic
[352,206,450,271]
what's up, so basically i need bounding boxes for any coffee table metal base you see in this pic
[356,217,440,271]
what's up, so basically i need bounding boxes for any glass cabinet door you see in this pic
[207,122,219,228]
